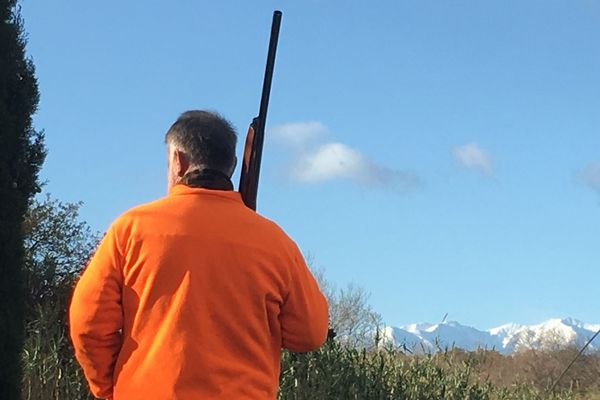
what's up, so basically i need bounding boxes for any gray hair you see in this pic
[165,110,237,173]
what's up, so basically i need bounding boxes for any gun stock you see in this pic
[239,10,282,210]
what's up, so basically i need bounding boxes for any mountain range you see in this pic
[382,318,600,355]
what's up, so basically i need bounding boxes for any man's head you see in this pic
[165,110,237,191]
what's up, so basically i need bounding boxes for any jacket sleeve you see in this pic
[280,249,329,352]
[69,225,124,399]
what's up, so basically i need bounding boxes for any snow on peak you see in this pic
[488,323,522,335]
[400,322,436,334]
[385,317,599,355]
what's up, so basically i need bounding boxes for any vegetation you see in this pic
[279,340,599,400]
[21,196,98,400]
[311,264,384,349]
[1,0,46,397]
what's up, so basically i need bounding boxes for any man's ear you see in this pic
[174,149,191,177]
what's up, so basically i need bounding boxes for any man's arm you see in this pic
[280,250,329,352]
[69,226,124,399]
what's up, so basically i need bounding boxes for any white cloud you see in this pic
[268,120,421,192]
[289,142,421,192]
[453,143,493,174]
[268,121,328,148]
[290,143,369,182]
[577,162,600,193]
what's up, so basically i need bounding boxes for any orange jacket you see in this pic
[69,185,329,399]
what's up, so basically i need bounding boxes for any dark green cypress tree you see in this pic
[0,0,46,398]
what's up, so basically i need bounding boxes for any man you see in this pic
[69,110,329,400]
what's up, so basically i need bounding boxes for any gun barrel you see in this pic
[239,10,282,210]
[257,10,282,126]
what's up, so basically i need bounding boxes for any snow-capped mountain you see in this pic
[382,318,599,355]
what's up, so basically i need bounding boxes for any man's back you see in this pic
[70,185,329,399]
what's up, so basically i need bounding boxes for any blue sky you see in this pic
[21,0,599,329]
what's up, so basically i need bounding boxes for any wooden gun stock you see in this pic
[239,10,282,211]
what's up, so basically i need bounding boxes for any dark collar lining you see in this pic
[180,169,234,191]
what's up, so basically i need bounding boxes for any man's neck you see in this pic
[179,169,233,191]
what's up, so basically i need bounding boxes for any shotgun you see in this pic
[239,10,282,210]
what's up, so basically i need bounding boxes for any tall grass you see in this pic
[278,340,577,400]
[21,304,92,400]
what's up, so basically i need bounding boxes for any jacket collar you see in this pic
[169,183,243,203]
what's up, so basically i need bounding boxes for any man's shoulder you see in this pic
[107,195,301,253]
[250,212,300,252]
[108,196,170,232]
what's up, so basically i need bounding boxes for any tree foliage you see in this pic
[0,1,46,397]
[22,195,99,321]
[21,195,98,400]
[311,264,383,349]
[328,283,384,348]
